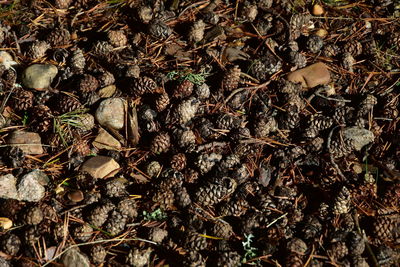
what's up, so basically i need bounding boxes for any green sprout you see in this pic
[142,208,167,221]
[22,111,29,126]
[242,233,258,264]
[53,108,89,147]
[166,70,209,85]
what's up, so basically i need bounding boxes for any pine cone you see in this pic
[72,224,93,242]
[189,20,206,42]
[327,241,348,260]
[58,94,83,114]
[70,48,85,70]
[212,221,233,239]
[97,71,115,87]
[194,178,237,206]
[303,114,333,138]
[78,74,99,93]
[285,253,304,267]
[131,76,157,96]
[343,41,363,56]
[47,28,71,46]
[154,93,170,112]
[117,198,138,219]
[127,248,153,267]
[346,231,365,256]
[219,197,248,217]
[170,153,186,171]
[92,41,114,58]
[307,35,324,53]
[195,83,210,100]
[86,201,115,227]
[195,153,223,174]
[175,128,196,148]
[150,132,170,154]
[1,234,21,256]
[104,210,127,235]
[27,41,50,59]
[183,251,206,267]
[254,115,278,137]
[174,186,191,208]
[107,30,128,47]
[152,189,174,210]
[12,89,33,111]
[174,97,199,124]
[288,51,307,69]
[373,215,400,243]
[329,137,354,159]
[104,178,128,198]
[250,55,282,81]
[222,65,241,91]
[74,140,91,156]
[148,19,172,39]
[146,161,162,177]
[24,226,40,245]
[23,206,44,225]
[173,79,194,98]
[216,114,241,130]
[323,44,341,57]
[217,251,241,267]
[279,105,300,129]
[31,104,53,133]
[333,186,351,215]
[90,245,107,264]
[184,231,208,250]
[219,153,240,171]
[54,0,73,9]
[76,113,95,132]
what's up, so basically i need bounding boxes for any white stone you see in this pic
[95,98,125,130]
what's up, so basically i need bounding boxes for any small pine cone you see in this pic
[303,114,333,138]
[104,211,127,235]
[78,74,99,93]
[279,79,302,94]
[216,114,241,130]
[90,245,107,264]
[173,79,194,98]
[300,215,322,240]
[54,0,72,8]
[148,19,172,39]
[70,48,86,70]
[346,231,365,256]
[184,168,199,183]
[359,94,377,115]
[171,153,186,171]
[97,71,115,87]
[76,113,95,132]
[176,128,196,148]
[117,198,138,219]
[328,242,349,260]
[184,231,208,250]
[219,153,240,171]
[288,51,307,69]
[375,246,398,267]
[107,30,128,47]
[146,161,162,177]
[341,213,355,232]
[152,189,174,210]
[150,132,170,154]
[307,35,324,53]
[24,226,40,245]
[27,41,50,59]
[195,83,210,100]
[12,89,33,111]
[58,94,83,114]
[250,56,282,81]
[131,76,157,96]
[127,248,153,267]
[212,221,233,239]
[254,116,278,137]
[197,118,215,139]
[217,251,241,267]
[74,140,91,156]
[137,5,153,24]
[351,256,369,267]
[86,201,115,227]
[195,153,223,174]
[194,178,237,206]
[31,104,53,133]
[333,186,351,215]
[183,251,206,267]
[342,52,355,71]
[174,97,199,124]
[240,3,258,22]
[154,93,170,112]
[23,206,44,225]
[323,44,340,57]
[104,178,128,198]
[72,224,93,242]
[222,65,241,91]
[285,253,304,267]
[47,28,71,46]
[343,41,363,57]
[1,234,21,256]
[220,197,248,217]
[92,41,114,58]
[287,237,307,255]
[189,20,206,42]
[333,106,355,125]
[174,186,192,208]
[279,105,300,129]
[372,215,400,243]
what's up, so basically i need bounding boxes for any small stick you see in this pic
[353,211,379,267]
[224,80,271,104]
[327,126,347,181]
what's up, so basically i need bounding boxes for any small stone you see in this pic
[7,131,43,154]
[98,85,116,98]
[93,128,121,150]
[0,217,13,230]
[18,170,48,202]
[312,4,325,16]
[21,64,58,90]
[81,156,120,179]
[0,174,18,199]
[343,127,375,151]
[68,190,84,202]
[287,62,331,88]
[315,28,328,38]
[61,248,90,267]
[95,98,126,130]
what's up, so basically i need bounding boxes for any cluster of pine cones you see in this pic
[0,0,399,266]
